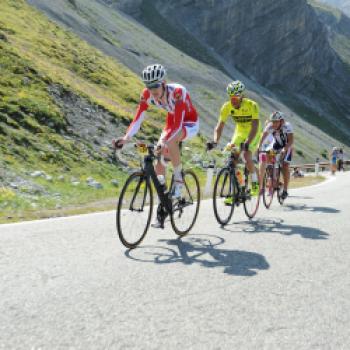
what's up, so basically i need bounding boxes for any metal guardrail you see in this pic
[291,160,349,173]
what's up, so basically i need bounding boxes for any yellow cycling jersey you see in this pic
[219,98,260,134]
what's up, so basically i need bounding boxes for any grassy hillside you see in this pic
[0,0,165,222]
[312,0,350,65]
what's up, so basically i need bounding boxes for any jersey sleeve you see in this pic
[284,122,293,133]
[161,87,186,143]
[124,89,150,139]
[219,102,230,123]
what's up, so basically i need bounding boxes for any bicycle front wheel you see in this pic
[213,167,235,226]
[116,172,153,249]
[171,169,200,236]
[243,170,260,219]
[262,166,274,209]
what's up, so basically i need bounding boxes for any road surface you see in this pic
[1,172,349,349]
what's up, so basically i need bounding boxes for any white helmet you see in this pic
[269,111,285,121]
[142,64,166,86]
[226,80,245,96]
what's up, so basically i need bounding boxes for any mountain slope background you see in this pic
[27,0,347,151]
[113,0,350,144]
[310,0,350,66]
[0,0,348,221]
[318,0,350,15]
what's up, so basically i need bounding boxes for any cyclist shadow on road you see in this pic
[224,218,329,240]
[282,203,340,214]
[125,234,269,277]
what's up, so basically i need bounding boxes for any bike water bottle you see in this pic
[236,169,244,186]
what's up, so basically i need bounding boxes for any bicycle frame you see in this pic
[223,149,248,203]
[266,152,282,189]
[141,145,173,214]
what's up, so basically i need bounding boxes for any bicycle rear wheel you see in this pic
[213,167,235,226]
[171,169,200,236]
[116,172,153,249]
[262,166,274,209]
[243,169,260,219]
[277,168,285,205]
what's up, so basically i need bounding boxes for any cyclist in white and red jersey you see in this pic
[114,64,199,224]
[257,111,294,200]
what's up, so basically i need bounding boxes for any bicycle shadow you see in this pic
[224,218,329,240]
[282,203,340,214]
[288,195,313,200]
[125,234,269,277]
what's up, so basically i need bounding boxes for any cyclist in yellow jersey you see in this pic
[207,80,261,197]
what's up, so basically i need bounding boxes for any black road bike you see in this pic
[212,144,260,226]
[116,143,200,249]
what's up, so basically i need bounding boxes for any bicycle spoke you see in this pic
[263,166,274,209]
[243,171,260,219]
[213,168,235,225]
[171,170,200,236]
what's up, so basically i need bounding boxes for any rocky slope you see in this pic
[318,0,350,15]
[27,0,345,158]
[114,0,350,145]
[311,0,350,65]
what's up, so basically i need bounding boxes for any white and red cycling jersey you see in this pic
[125,83,198,143]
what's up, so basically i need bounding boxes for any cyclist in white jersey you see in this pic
[258,111,294,200]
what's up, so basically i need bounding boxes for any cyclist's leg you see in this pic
[258,151,268,190]
[232,133,259,193]
[167,121,199,169]
[258,135,274,188]
[165,129,186,197]
[281,148,292,192]
[244,132,260,183]
[169,121,199,197]
[152,132,170,228]
[155,130,167,177]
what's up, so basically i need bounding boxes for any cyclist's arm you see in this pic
[214,102,230,143]
[283,122,294,151]
[257,130,269,150]
[247,119,259,144]
[246,101,259,144]
[214,121,225,143]
[284,133,294,150]
[124,90,149,140]
[160,88,185,144]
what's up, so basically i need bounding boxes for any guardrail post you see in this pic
[315,158,320,176]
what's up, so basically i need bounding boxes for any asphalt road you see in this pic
[1,172,349,349]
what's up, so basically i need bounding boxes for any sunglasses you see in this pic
[146,82,162,89]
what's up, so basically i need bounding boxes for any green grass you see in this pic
[289,175,326,189]
[0,0,167,221]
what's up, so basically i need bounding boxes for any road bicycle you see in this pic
[261,150,285,208]
[211,143,260,226]
[116,143,200,249]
